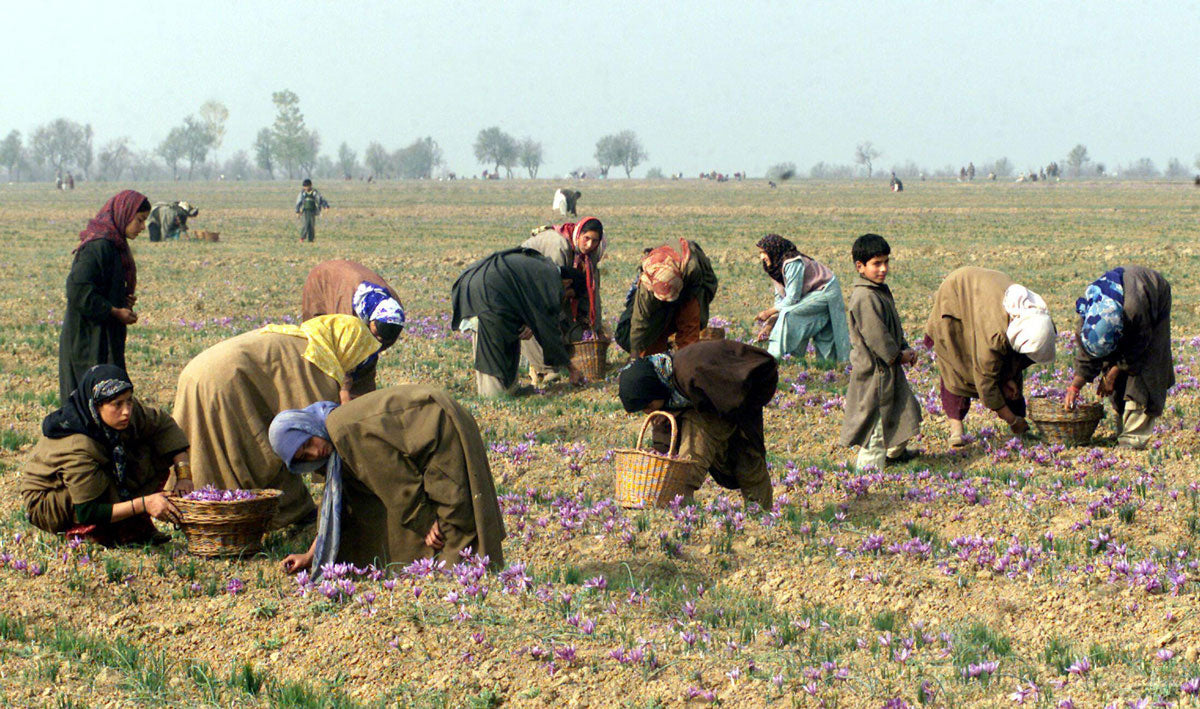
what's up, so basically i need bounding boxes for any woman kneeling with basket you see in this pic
[269,385,505,577]
[617,340,778,509]
[21,365,191,546]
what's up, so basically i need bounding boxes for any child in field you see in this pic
[295,178,331,242]
[839,234,922,470]
[753,234,851,363]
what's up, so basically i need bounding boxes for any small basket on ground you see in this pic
[193,230,220,242]
[174,489,281,557]
[570,338,609,380]
[1028,398,1105,446]
[613,411,695,508]
[699,327,725,341]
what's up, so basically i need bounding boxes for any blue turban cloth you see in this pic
[352,281,405,326]
[269,401,343,577]
[1076,267,1125,358]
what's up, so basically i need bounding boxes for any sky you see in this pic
[4,1,1199,177]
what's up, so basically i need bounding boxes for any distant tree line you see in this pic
[2,99,1199,183]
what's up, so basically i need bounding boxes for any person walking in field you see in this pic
[302,259,404,395]
[520,217,606,385]
[58,190,150,405]
[172,314,380,528]
[295,178,331,242]
[615,240,718,358]
[1065,266,1173,450]
[451,248,587,396]
[21,365,191,545]
[269,385,505,576]
[617,340,777,509]
[924,267,1056,446]
[752,234,851,363]
[839,234,922,470]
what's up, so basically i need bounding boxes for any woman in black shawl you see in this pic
[451,248,585,396]
[59,191,151,405]
[20,365,191,545]
[618,340,778,509]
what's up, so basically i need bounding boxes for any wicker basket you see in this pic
[699,327,726,341]
[174,489,281,557]
[570,339,609,380]
[193,230,220,242]
[613,411,696,508]
[1027,398,1105,446]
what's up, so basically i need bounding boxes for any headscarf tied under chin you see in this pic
[755,234,801,285]
[1002,284,1057,364]
[76,190,147,297]
[555,218,605,327]
[42,364,134,498]
[352,281,405,327]
[618,355,692,412]
[639,240,690,302]
[268,401,343,577]
[1076,267,1125,358]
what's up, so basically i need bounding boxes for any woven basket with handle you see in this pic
[174,489,281,557]
[613,411,695,508]
[570,339,609,380]
[1028,398,1105,446]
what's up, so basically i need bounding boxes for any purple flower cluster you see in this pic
[181,485,258,502]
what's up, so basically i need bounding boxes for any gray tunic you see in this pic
[840,277,922,447]
[1074,265,1174,416]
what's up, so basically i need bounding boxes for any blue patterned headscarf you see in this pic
[352,281,405,326]
[1076,267,1125,358]
[269,401,343,577]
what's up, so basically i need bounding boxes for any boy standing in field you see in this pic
[839,234,922,471]
[295,178,331,242]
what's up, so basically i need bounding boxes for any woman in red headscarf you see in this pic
[58,190,151,404]
[615,239,719,358]
[520,217,606,384]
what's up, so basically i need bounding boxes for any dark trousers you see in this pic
[300,212,316,241]
[939,379,1026,422]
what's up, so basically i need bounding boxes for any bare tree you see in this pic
[616,130,647,177]
[337,142,358,179]
[854,141,881,178]
[0,130,22,181]
[31,118,90,175]
[96,137,133,181]
[473,127,517,177]
[518,137,543,178]
[198,100,229,158]
[594,134,620,178]
[1066,144,1090,178]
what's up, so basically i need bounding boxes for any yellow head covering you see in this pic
[261,314,380,383]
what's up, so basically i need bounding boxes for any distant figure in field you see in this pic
[966,163,975,181]
[959,166,967,182]
[767,181,777,189]
[552,188,581,217]
[988,172,996,181]
[66,173,76,189]
[1194,175,1200,186]
[148,201,198,242]
[889,172,903,192]
[295,178,331,243]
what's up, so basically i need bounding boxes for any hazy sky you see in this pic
[5,1,1198,177]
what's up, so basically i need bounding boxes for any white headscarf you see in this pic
[1002,285,1056,364]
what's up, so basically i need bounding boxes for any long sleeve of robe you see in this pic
[924,267,1024,411]
[627,240,719,354]
[20,400,188,533]
[840,277,922,447]
[451,248,570,388]
[324,385,505,568]
[58,239,127,405]
[1073,265,1173,416]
